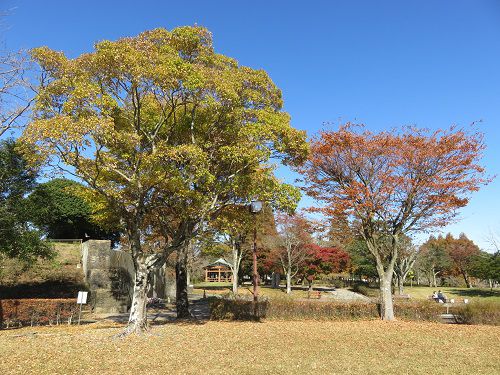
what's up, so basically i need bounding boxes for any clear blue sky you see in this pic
[2,0,500,250]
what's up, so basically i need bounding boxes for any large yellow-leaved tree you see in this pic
[22,26,308,334]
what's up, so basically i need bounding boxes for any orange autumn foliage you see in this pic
[301,123,490,235]
[299,123,491,320]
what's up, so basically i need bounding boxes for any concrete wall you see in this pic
[81,240,175,313]
[148,263,176,302]
[82,240,134,313]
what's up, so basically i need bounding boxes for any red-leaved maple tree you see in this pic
[302,244,350,290]
[300,123,490,320]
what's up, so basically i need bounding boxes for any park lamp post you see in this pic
[249,200,263,314]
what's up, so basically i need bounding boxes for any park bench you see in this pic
[441,299,470,316]
[439,313,458,324]
[430,297,470,323]
[308,291,322,299]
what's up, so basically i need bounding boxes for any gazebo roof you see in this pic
[205,258,233,269]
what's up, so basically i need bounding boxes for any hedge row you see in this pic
[0,299,79,328]
[208,297,379,321]
[453,301,500,325]
[208,297,500,325]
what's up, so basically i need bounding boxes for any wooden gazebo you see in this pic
[204,258,233,283]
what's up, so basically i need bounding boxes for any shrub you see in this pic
[453,301,500,325]
[351,283,377,297]
[209,297,378,321]
[208,296,268,320]
[393,301,443,322]
[208,297,500,325]
[332,279,344,288]
[0,298,78,328]
[266,299,378,320]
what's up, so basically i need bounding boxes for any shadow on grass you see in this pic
[101,297,212,327]
[447,288,500,299]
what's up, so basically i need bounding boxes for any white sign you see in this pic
[77,291,88,304]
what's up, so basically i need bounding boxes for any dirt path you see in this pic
[325,288,372,302]
[91,295,210,325]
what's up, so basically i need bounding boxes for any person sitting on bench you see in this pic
[437,290,446,303]
[432,291,439,301]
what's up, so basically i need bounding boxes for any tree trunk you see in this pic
[232,268,239,294]
[398,275,404,295]
[231,241,241,295]
[368,241,396,321]
[123,258,150,335]
[176,243,190,319]
[379,274,395,321]
[462,270,471,288]
[286,271,292,294]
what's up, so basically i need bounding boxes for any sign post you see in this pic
[76,291,88,325]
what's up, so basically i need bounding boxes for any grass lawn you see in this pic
[402,286,500,303]
[348,284,500,303]
[0,320,499,374]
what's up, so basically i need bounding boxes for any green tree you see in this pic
[346,234,418,294]
[418,235,452,287]
[0,139,52,264]
[346,239,378,281]
[28,178,120,242]
[23,26,307,333]
[470,251,500,290]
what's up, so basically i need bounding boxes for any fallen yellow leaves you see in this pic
[0,320,498,374]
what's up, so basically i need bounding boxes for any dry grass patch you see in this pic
[0,242,85,299]
[0,320,499,374]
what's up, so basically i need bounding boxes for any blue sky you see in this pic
[2,0,500,250]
